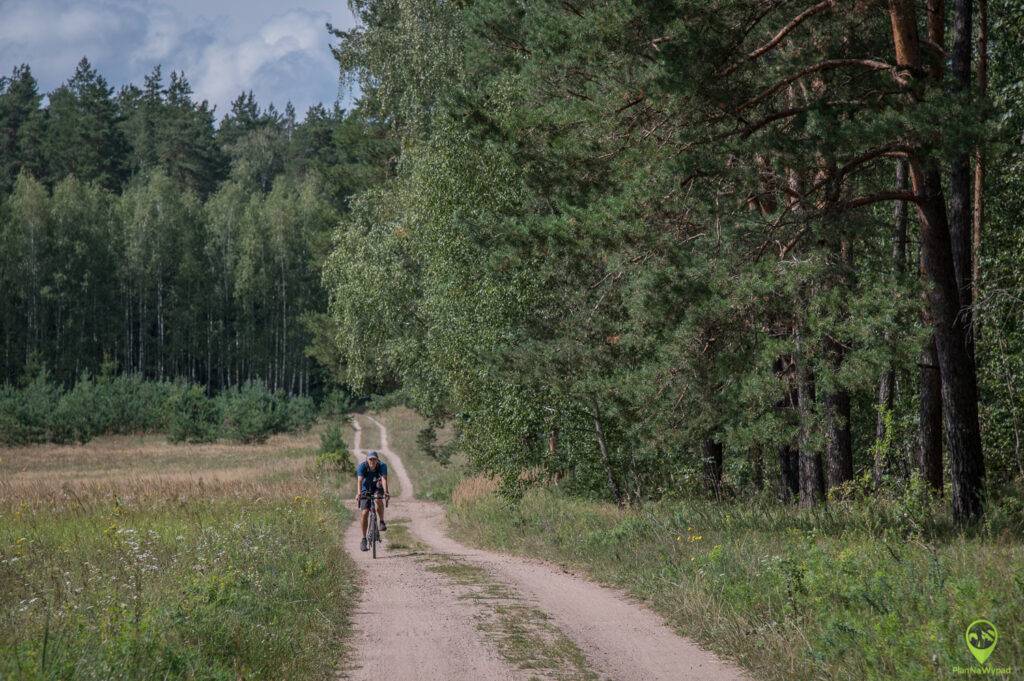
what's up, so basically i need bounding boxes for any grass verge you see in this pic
[448,486,1024,681]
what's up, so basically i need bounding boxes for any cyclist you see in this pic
[356,450,390,551]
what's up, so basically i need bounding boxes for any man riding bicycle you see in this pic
[356,450,390,552]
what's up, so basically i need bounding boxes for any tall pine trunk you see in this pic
[973,0,987,312]
[875,160,910,484]
[703,438,724,500]
[916,167,984,520]
[919,335,944,491]
[797,355,825,507]
[825,241,854,490]
[775,356,800,503]
[949,0,975,361]
[889,0,985,523]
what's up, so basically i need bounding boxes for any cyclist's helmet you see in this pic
[366,450,380,461]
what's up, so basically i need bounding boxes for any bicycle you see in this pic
[359,490,389,558]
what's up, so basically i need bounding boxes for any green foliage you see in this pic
[284,396,317,433]
[316,422,350,469]
[94,372,184,434]
[0,59,385,402]
[0,370,321,446]
[0,498,359,680]
[450,487,1024,681]
[219,382,287,444]
[318,389,361,419]
[324,0,1019,519]
[167,385,221,444]
[0,369,59,445]
[49,373,105,444]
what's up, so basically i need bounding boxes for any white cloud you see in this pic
[0,0,356,119]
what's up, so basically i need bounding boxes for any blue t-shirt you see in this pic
[356,460,388,492]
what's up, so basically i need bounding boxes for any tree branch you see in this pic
[738,59,895,112]
[748,1,836,61]
[840,190,922,210]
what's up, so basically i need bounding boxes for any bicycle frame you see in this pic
[359,490,389,558]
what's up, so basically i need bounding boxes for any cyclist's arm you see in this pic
[356,475,364,500]
[382,474,390,497]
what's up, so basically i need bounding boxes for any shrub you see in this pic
[285,396,317,432]
[0,370,60,445]
[97,372,180,434]
[220,382,285,444]
[317,422,350,469]
[0,385,36,446]
[0,371,317,446]
[168,385,220,443]
[50,373,104,444]
[320,390,360,419]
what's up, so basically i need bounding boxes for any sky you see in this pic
[0,0,359,120]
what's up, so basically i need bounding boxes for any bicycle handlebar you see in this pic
[357,492,390,507]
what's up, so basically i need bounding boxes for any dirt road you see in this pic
[338,416,750,681]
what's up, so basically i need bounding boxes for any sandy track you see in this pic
[339,415,750,681]
[337,420,524,681]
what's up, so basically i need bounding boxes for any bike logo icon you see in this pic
[965,619,998,665]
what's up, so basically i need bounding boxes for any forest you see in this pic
[323,0,1024,525]
[2,0,1023,525]
[0,58,390,394]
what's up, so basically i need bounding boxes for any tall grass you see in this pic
[449,484,1024,681]
[0,430,359,680]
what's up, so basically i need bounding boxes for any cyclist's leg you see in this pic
[375,481,386,524]
[359,495,370,537]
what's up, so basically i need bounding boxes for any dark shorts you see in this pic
[359,483,383,509]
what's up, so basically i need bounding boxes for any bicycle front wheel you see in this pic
[369,514,379,558]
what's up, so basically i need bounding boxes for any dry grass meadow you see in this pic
[0,423,359,680]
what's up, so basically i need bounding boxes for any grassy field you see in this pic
[372,407,1023,681]
[0,423,359,680]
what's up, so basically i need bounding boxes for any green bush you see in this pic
[320,390,360,418]
[0,369,318,446]
[220,381,286,444]
[317,422,350,469]
[50,373,104,444]
[168,385,221,443]
[0,385,35,446]
[0,370,61,445]
[98,372,182,434]
[285,396,317,432]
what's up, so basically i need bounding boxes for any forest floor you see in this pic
[0,426,359,680]
[338,414,748,681]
